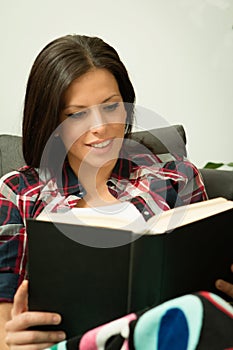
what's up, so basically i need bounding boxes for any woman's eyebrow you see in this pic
[63,94,121,110]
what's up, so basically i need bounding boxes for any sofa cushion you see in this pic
[130,125,187,157]
[0,135,25,178]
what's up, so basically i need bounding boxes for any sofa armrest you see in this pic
[199,168,233,200]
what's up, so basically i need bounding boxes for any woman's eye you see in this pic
[66,111,87,119]
[103,102,119,112]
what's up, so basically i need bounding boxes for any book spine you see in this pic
[128,234,165,313]
[126,238,135,314]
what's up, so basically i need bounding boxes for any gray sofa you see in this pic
[0,125,232,200]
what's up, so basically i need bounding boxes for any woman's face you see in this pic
[59,68,127,175]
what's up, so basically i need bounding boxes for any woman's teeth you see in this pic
[91,140,112,148]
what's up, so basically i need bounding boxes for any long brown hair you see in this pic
[22,34,135,168]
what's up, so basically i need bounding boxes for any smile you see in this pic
[89,139,112,149]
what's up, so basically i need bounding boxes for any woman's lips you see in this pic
[84,137,123,161]
[85,138,115,155]
[88,139,113,149]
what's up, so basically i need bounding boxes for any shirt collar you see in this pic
[60,161,85,196]
[61,148,134,195]
[39,145,135,198]
[109,152,132,184]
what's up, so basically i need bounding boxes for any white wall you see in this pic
[1,0,232,167]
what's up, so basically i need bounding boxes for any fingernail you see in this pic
[58,332,66,340]
[216,280,223,289]
[53,315,61,324]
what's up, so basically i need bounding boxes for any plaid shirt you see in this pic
[0,151,207,301]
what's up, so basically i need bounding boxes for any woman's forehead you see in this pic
[63,68,122,109]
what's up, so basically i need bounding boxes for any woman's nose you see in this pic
[90,106,107,133]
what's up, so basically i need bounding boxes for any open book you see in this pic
[37,196,233,234]
[27,197,233,338]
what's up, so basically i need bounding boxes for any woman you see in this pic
[0,34,226,349]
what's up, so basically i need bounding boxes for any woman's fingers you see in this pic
[6,342,58,350]
[5,329,65,346]
[215,279,233,298]
[12,280,29,317]
[215,264,233,299]
[231,263,233,273]
[5,312,65,348]
[5,280,66,349]
[6,311,62,331]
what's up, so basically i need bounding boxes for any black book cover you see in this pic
[27,207,233,338]
[27,221,136,338]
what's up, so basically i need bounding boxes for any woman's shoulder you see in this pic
[0,166,40,194]
[129,152,200,179]
[130,152,182,168]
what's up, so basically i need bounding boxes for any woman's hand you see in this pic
[215,264,233,299]
[5,280,66,350]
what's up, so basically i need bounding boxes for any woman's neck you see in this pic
[71,159,119,208]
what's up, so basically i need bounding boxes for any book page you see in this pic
[37,201,147,232]
[146,197,233,234]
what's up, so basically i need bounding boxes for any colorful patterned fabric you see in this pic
[0,149,207,301]
[45,292,233,350]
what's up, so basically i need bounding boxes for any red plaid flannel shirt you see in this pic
[0,151,207,301]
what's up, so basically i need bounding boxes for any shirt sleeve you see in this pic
[162,158,208,207]
[116,153,208,221]
[0,172,27,302]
